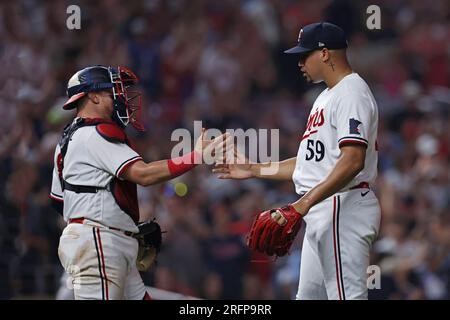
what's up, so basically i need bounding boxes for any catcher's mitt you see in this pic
[134,219,163,272]
[247,204,303,257]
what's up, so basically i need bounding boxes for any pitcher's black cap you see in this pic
[284,22,348,55]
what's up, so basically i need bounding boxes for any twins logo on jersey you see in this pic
[301,108,325,142]
[349,118,362,135]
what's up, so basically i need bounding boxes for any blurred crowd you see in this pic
[0,0,449,300]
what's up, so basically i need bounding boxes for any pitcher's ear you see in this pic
[320,48,330,62]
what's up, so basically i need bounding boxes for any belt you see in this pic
[68,218,136,237]
[299,182,369,197]
[349,182,369,190]
[63,181,107,193]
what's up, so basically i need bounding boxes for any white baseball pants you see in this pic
[296,189,381,300]
[58,220,147,300]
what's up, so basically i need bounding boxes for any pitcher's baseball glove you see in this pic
[247,204,303,257]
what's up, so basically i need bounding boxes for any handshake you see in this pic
[194,128,274,177]
[192,128,236,166]
[194,128,303,258]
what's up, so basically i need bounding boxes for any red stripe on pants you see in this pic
[332,196,342,300]
[96,228,109,300]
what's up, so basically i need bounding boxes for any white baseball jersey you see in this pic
[50,120,142,233]
[292,73,381,300]
[292,73,378,194]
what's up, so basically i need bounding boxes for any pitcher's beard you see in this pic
[302,72,323,84]
[302,71,312,83]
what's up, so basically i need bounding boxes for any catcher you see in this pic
[214,22,381,300]
[50,65,230,300]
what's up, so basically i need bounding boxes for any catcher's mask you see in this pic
[63,65,145,131]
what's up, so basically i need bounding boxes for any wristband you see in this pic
[167,151,201,178]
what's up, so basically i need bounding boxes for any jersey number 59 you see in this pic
[305,139,325,162]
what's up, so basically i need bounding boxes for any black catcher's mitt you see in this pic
[134,219,163,271]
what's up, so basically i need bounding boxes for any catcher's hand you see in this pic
[247,204,303,257]
[134,219,162,272]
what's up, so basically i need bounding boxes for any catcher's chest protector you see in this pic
[58,118,140,223]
